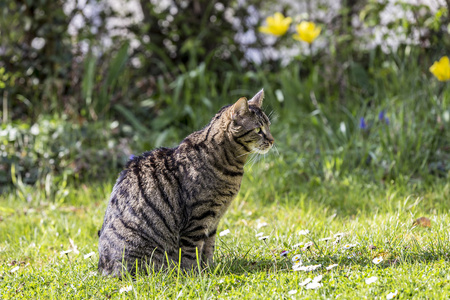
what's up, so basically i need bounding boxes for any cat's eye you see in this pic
[254,127,262,134]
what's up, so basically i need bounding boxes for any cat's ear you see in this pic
[231,97,249,120]
[248,89,264,108]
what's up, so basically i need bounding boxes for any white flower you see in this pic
[293,242,304,248]
[60,250,72,255]
[292,254,302,263]
[288,290,297,295]
[255,232,264,237]
[10,266,19,273]
[326,264,338,270]
[333,237,341,245]
[334,232,347,237]
[281,250,290,257]
[119,285,133,294]
[319,237,332,242]
[372,256,383,264]
[69,238,80,255]
[219,229,230,237]
[299,278,312,286]
[298,229,310,235]
[258,235,269,241]
[294,264,322,272]
[313,275,323,283]
[342,244,356,250]
[365,276,378,284]
[257,222,268,229]
[303,242,314,250]
[84,252,95,259]
[305,282,322,289]
[386,290,398,299]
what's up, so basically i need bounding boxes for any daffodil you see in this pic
[429,56,450,81]
[259,12,292,36]
[293,21,321,44]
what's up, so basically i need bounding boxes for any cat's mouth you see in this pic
[252,144,273,155]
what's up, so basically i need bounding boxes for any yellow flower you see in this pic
[259,12,292,37]
[429,56,450,81]
[293,21,321,44]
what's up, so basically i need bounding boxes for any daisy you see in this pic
[255,232,264,237]
[303,242,314,250]
[319,237,332,242]
[386,290,398,299]
[219,229,230,237]
[313,275,323,282]
[281,250,290,257]
[305,282,322,289]
[334,232,347,238]
[342,243,357,250]
[119,285,133,294]
[291,254,302,263]
[84,252,95,259]
[333,237,342,245]
[298,229,310,235]
[257,222,268,229]
[294,264,322,272]
[69,238,79,255]
[288,290,297,295]
[10,266,19,273]
[372,256,383,264]
[365,276,378,284]
[60,250,72,255]
[293,242,304,248]
[258,235,270,241]
[299,278,312,286]
[326,264,338,270]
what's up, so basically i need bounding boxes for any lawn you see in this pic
[1,153,449,299]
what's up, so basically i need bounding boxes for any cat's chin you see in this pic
[252,146,272,155]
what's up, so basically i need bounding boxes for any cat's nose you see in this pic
[267,134,274,145]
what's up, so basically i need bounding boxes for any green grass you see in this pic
[1,156,449,299]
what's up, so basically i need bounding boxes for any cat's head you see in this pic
[228,89,274,154]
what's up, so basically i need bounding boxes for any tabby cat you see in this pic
[98,89,274,277]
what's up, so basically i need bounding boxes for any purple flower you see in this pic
[129,154,135,160]
[378,110,389,125]
[359,117,366,129]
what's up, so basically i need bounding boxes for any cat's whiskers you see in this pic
[236,150,254,158]
[272,144,280,156]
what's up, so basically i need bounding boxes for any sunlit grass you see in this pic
[1,164,449,298]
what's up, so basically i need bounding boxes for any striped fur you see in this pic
[98,90,274,277]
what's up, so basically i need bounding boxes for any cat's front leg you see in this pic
[179,237,204,270]
[202,234,216,266]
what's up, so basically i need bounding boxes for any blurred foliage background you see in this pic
[0,0,449,196]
